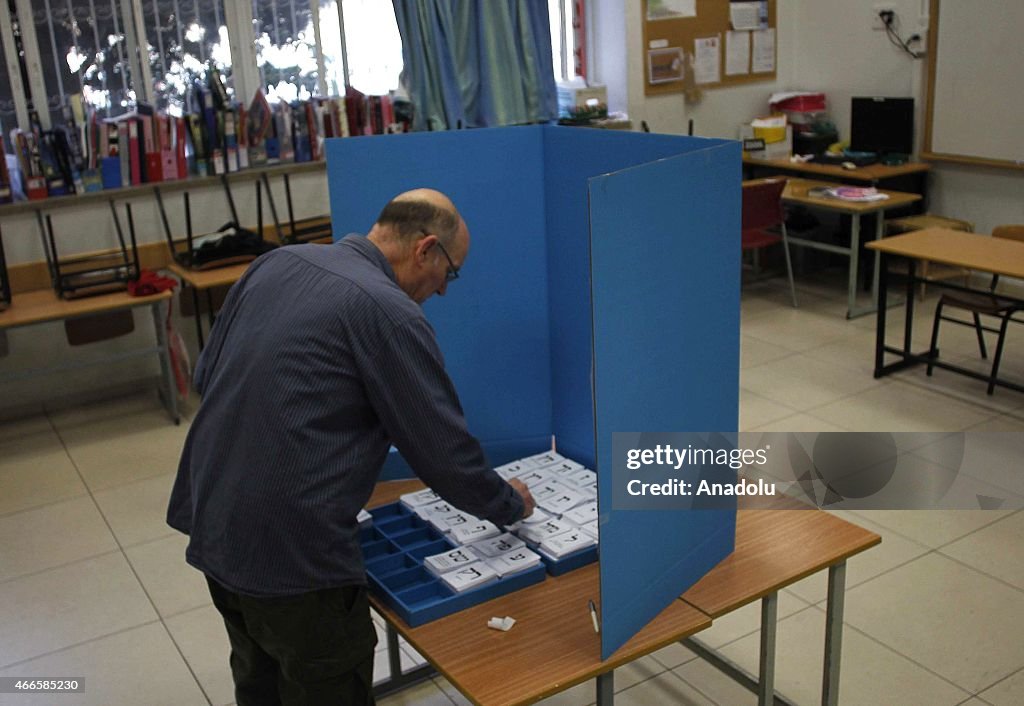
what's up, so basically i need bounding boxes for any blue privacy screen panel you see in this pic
[326,129,554,472]
[588,140,741,660]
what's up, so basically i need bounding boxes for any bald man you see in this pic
[167,189,535,706]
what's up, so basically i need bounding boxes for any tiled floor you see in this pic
[0,273,1022,705]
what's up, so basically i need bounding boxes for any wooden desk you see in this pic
[366,480,709,706]
[0,288,179,422]
[366,481,880,706]
[744,156,930,198]
[681,510,881,706]
[771,179,922,318]
[167,262,250,349]
[867,228,1024,394]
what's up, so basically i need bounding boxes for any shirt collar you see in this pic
[339,233,398,284]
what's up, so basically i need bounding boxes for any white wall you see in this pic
[593,0,1022,229]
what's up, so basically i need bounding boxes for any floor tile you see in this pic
[0,496,117,583]
[844,553,1024,693]
[613,670,716,705]
[914,432,1024,497]
[0,432,87,517]
[91,473,178,548]
[739,388,797,430]
[849,510,1011,549]
[745,412,850,432]
[0,622,207,705]
[0,414,54,443]
[686,590,811,650]
[649,640,699,670]
[377,677,457,706]
[56,402,190,492]
[785,513,930,605]
[0,552,157,668]
[940,511,1024,590]
[715,605,972,706]
[740,335,795,369]
[741,306,854,352]
[164,604,235,706]
[124,534,211,618]
[673,655,759,706]
[978,666,1024,706]
[810,382,994,432]
[740,353,882,411]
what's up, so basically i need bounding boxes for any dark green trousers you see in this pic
[207,577,378,706]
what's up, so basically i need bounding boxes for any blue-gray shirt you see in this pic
[167,235,524,596]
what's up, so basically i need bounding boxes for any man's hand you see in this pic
[507,478,536,519]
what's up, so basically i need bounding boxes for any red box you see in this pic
[770,93,826,112]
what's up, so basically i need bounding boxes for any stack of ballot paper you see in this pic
[538,528,597,560]
[423,546,481,577]
[450,520,501,545]
[439,562,499,592]
[468,532,526,557]
[413,500,456,521]
[400,489,441,511]
[484,547,543,578]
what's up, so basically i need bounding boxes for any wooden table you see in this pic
[776,178,922,318]
[681,510,880,706]
[167,261,250,349]
[365,481,880,706]
[0,288,179,422]
[743,156,930,198]
[867,228,1024,394]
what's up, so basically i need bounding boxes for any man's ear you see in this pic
[413,233,438,264]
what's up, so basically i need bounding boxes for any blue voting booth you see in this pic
[326,125,739,660]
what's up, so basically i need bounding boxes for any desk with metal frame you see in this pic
[0,288,179,422]
[367,480,880,706]
[776,178,921,318]
[867,228,1024,394]
[166,262,249,350]
[743,156,930,202]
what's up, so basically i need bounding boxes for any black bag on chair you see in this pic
[189,222,276,269]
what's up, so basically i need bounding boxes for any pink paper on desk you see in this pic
[827,186,889,202]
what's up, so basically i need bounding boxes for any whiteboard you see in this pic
[924,0,1024,169]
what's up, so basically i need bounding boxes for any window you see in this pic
[549,0,581,83]
[338,0,401,96]
[32,0,134,122]
[252,0,318,104]
[144,0,232,114]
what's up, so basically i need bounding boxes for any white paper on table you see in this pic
[752,28,775,73]
[423,546,481,575]
[520,450,564,467]
[694,36,721,85]
[563,501,598,526]
[539,529,597,560]
[518,518,574,544]
[399,489,440,508]
[725,30,750,76]
[414,500,456,520]
[440,562,498,592]
[539,459,584,477]
[450,520,501,545]
[485,548,542,578]
[565,468,597,488]
[469,532,526,558]
[494,461,530,479]
[515,468,554,488]
[729,1,763,30]
[539,488,589,516]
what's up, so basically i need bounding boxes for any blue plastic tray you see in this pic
[362,503,547,627]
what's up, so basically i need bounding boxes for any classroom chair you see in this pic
[742,178,798,308]
[927,225,1024,395]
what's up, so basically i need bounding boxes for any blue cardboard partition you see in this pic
[325,126,739,657]
[587,142,741,659]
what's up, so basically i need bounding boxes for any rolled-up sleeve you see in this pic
[360,317,524,527]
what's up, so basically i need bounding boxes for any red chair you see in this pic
[742,178,797,307]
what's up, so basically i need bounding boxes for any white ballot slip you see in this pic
[494,461,531,479]
[450,520,501,545]
[580,521,599,541]
[539,529,597,559]
[531,480,570,504]
[400,489,441,509]
[517,518,574,544]
[565,468,597,488]
[485,547,542,578]
[514,468,554,488]
[414,500,457,520]
[540,459,585,477]
[540,487,589,516]
[423,546,481,576]
[357,509,373,528]
[441,562,498,592]
[508,507,551,533]
[563,501,598,526]
[521,450,565,467]
[469,532,526,558]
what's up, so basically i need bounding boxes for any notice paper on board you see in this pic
[726,31,751,75]
[752,28,775,73]
[694,36,721,84]
[729,1,765,31]
[647,0,696,21]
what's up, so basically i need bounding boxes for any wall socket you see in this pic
[872,5,896,30]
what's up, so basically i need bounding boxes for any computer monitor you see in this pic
[849,97,914,157]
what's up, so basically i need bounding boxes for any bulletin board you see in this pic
[643,0,777,96]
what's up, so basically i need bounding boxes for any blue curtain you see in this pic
[392,1,559,130]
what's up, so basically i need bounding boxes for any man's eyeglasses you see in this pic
[434,240,460,282]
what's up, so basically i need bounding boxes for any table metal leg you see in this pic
[596,670,614,706]
[190,286,204,350]
[903,260,917,354]
[870,212,885,308]
[846,214,861,318]
[822,562,847,706]
[150,301,180,424]
[386,624,401,679]
[759,592,779,706]
[372,623,436,699]
[874,254,889,376]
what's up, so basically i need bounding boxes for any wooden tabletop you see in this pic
[779,178,922,214]
[744,156,931,182]
[167,261,250,290]
[866,228,1024,279]
[680,509,880,618]
[0,287,171,330]
[374,562,709,706]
